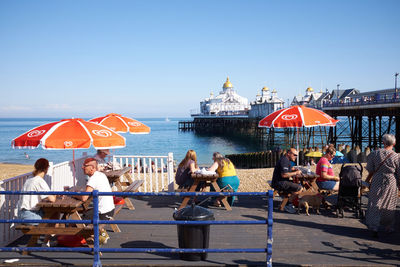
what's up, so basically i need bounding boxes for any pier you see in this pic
[181,88,400,152]
[323,95,400,151]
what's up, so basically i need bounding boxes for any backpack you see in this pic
[175,167,191,186]
[339,163,363,187]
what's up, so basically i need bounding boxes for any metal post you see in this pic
[266,190,273,267]
[337,84,340,105]
[395,72,399,101]
[92,190,102,267]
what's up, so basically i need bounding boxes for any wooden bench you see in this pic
[15,225,94,255]
[110,180,144,233]
[268,181,291,211]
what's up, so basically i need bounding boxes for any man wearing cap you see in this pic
[76,157,115,243]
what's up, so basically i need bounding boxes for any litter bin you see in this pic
[173,204,215,261]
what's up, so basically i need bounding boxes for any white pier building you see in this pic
[194,77,250,117]
[248,86,285,118]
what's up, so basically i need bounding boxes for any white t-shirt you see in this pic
[86,171,115,214]
[18,176,50,211]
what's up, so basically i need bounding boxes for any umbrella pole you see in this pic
[73,150,76,187]
[297,128,299,166]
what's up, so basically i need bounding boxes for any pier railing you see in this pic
[112,153,175,192]
[0,190,274,267]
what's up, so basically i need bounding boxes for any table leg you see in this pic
[69,211,85,228]
[178,182,199,210]
[124,198,135,210]
[115,181,123,192]
[22,235,40,255]
[211,181,232,211]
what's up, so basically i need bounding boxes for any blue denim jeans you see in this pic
[18,209,43,225]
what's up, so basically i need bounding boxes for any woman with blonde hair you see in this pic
[175,150,200,189]
[208,152,240,206]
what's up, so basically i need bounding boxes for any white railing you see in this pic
[112,153,175,192]
[0,172,32,247]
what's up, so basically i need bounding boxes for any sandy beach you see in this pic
[0,163,368,192]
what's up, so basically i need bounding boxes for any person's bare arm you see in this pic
[75,185,93,201]
[207,162,219,172]
[46,195,56,202]
[189,162,199,173]
[281,169,302,179]
[320,171,340,181]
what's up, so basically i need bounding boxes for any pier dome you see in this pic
[223,77,233,89]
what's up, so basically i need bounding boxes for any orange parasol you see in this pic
[259,105,338,165]
[12,118,126,149]
[258,105,338,128]
[12,118,126,185]
[89,113,150,134]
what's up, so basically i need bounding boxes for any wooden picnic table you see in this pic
[102,167,143,213]
[178,173,232,211]
[16,194,94,254]
[102,166,133,191]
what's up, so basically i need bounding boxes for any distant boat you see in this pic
[165,117,170,122]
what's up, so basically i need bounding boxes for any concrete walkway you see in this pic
[1,194,399,266]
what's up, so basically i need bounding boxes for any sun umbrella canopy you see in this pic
[12,118,126,150]
[89,113,150,134]
[258,105,338,128]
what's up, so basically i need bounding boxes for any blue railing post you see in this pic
[92,190,102,267]
[266,190,273,267]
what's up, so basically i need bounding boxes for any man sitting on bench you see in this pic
[271,148,303,213]
[74,157,115,244]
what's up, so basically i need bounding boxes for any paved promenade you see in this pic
[1,194,399,266]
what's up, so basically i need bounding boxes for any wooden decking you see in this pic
[2,194,400,266]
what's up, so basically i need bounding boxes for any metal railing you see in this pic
[0,190,273,267]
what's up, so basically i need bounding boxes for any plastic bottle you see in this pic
[307,162,311,174]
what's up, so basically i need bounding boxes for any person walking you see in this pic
[365,133,400,237]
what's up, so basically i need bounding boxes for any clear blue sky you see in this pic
[1,0,399,118]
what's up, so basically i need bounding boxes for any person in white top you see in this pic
[76,157,115,219]
[94,149,110,171]
[17,158,56,225]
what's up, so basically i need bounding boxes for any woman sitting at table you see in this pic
[316,146,340,191]
[175,150,200,189]
[208,152,240,207]
[17,158,56,225]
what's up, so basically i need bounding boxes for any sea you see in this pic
[0,118,261,166]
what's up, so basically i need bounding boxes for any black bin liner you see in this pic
[173,204,215,261]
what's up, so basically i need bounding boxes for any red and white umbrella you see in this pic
[258,105,338,128]
[89,113,150,134]
[259,105,338,164]
[12,118,126,149]
[12,118,126,185]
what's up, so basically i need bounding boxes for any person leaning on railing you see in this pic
[17,158,56,225]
